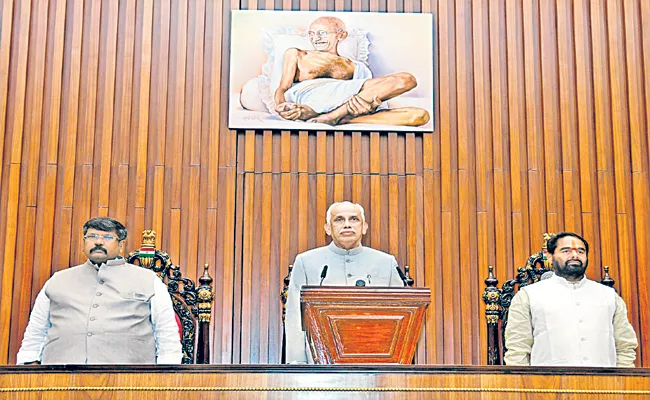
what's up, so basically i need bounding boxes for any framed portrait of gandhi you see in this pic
[228,10,434,132]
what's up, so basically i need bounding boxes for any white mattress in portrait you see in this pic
[229,92,434,132]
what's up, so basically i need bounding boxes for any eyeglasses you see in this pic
[84,234,118,242]
[331,216,362,225]
[308,30,335,38]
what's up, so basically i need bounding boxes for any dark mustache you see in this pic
[91,245,107,254]
[567,259,583,267]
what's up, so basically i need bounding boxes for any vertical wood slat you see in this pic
[69,0,102,267]
[522,0,546,253]
[573,0,601,276]
[634,0,650,367]
[455,0,478,366]
[162,0,189,263]
[0,0,32,364]
[623,7,649,361]
[178,0,205,279]
[146,0,170,235]
[111,0,137,225]
[488,0,512,348]
[555,0,581,234]
[606,0,639,355]
[422,0,441,365]
[128,0,154,232]
[0,0,15,181]
[198,0,221,363]
[0,0,648,366]
[8,0,51,364]
[51,0,83,276]
[591,0,619,285]
[538,0,562,232]
[505,0,530,276]
[91,0,118,217]
[438,0,461,364]
[473,0,493,366]
[32,0,66,305]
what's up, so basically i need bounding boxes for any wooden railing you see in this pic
[1,365,649,399]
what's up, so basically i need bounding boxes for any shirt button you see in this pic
[576,302,580,306]
[90,317,96,321]
[346,259,351,263]
[347,273,353,278]
[87,332,92,337]
[92,304,98,308]
[583,357,589,361]
[578,319,583,323]
[96,292,102,296]
[581,337,586,341]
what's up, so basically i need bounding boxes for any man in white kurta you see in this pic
[504,232,638,367]
[284,201,405,364]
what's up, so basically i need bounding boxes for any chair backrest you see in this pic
[280,264,294,364]
[279,262,415,362]
[126,230,214,364]
[482,233,615,365]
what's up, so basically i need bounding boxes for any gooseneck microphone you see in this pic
[395,266,407,285]
[319,265,329,286]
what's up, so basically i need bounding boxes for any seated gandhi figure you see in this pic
[274,16,430,127]
[284,201,405,363]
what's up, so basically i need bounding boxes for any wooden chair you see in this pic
[280,263,415,362]
[126,230,214,364]
[482,233,615,365]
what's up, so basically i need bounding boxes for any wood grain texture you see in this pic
[1,365,650,400]
[302,287,431,364]
[0,0,648,367]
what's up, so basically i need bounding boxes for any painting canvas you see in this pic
[229,10,434,132]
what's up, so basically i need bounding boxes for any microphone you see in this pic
[395,266,407,285]
[319,265,328,286]
[355,280,366,287]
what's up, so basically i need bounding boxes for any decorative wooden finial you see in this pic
[281,265,294,323]
[485,265,498,288]
[197,264,214,323]
[601,266,615,288]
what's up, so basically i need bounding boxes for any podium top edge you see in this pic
[301,286,431,291]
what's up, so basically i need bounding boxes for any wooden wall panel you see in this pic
[0,0,648,368]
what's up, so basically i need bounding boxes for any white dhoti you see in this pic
[284,61,386,114]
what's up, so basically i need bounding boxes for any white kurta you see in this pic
[523,274,617,366]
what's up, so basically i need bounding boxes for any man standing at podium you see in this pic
[285,201,405,363]
[16,217,182,364]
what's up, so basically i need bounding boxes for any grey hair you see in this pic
[326,201,366,224]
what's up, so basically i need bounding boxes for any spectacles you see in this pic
[331,216,362,225]
[308,30,336,38]
[84,234,118,242]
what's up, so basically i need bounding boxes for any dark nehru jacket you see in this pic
[285,241,404,363]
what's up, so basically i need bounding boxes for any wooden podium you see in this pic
[300,286,431,364]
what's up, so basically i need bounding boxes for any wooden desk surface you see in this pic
[1,364,649,399]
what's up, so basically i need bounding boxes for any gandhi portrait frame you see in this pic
[228,10,434,132]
